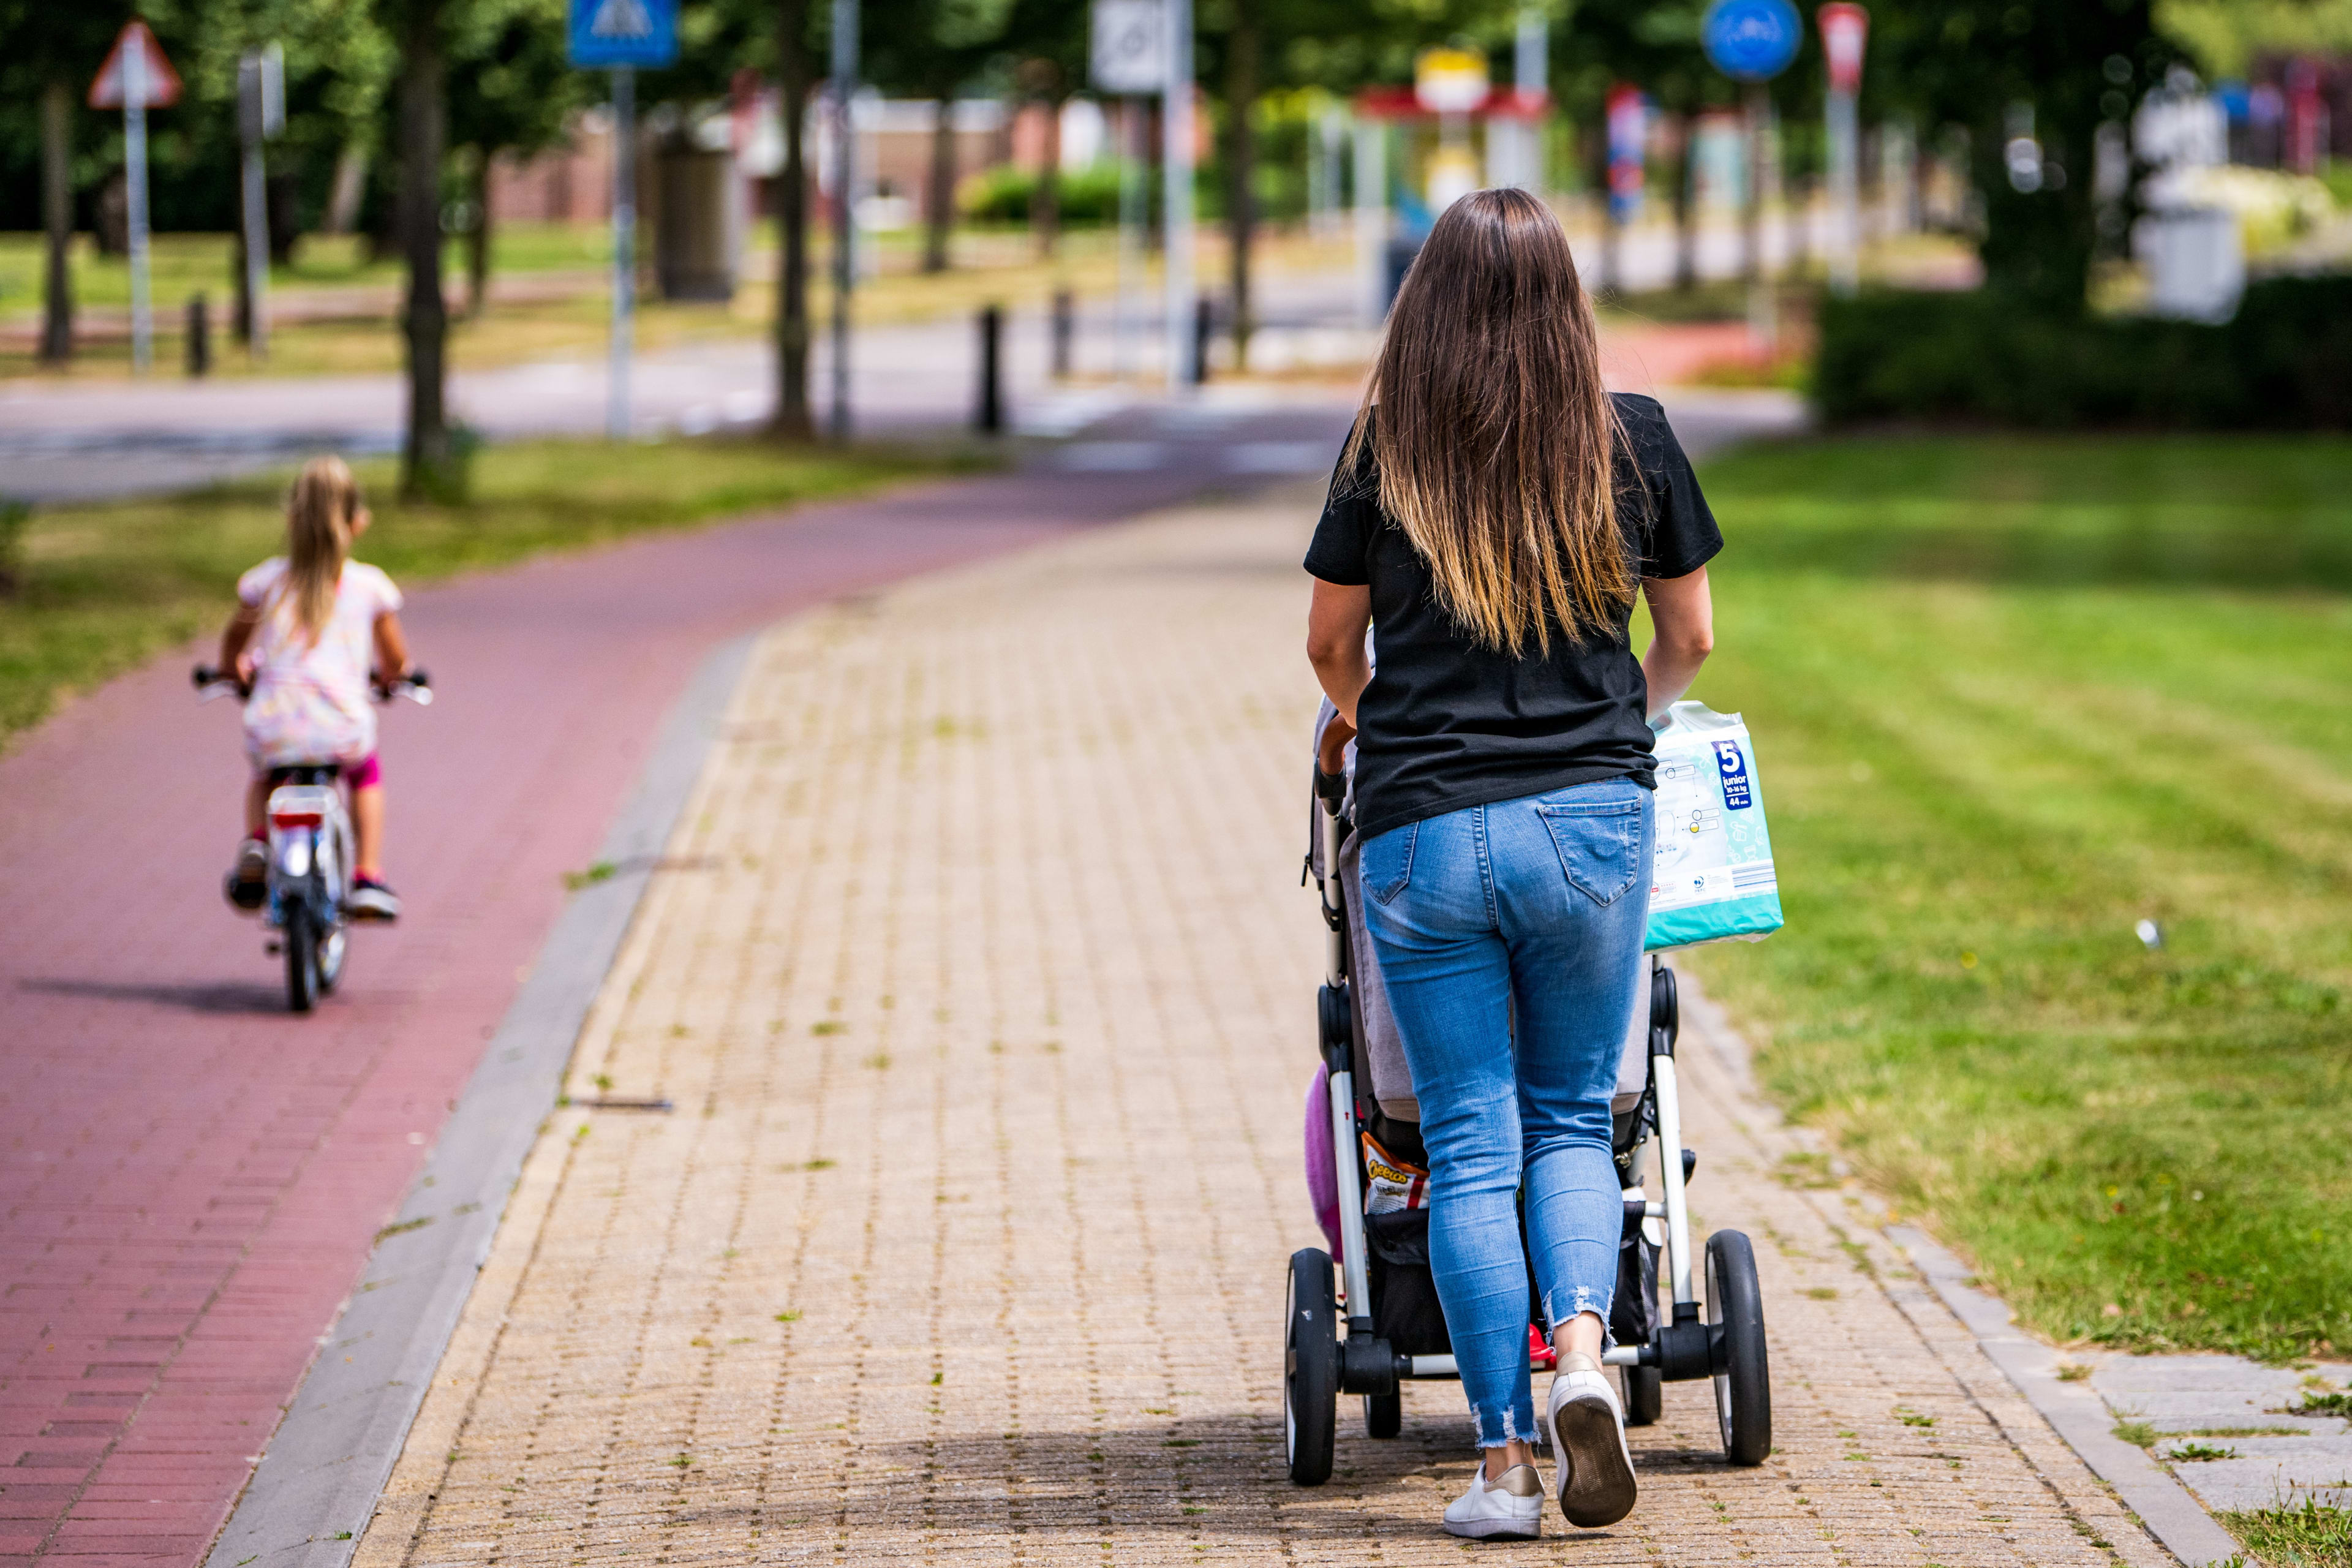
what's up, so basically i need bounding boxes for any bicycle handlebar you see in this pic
[193,664,436,706]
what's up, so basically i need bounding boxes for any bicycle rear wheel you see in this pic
[284,905,318,1014]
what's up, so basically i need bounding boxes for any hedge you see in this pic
[1814,276,2352,429]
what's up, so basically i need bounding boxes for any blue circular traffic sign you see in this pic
[1702,0,1803,81]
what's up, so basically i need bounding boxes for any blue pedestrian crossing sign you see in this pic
[568,0,677,68]
[1702,0,1802,81]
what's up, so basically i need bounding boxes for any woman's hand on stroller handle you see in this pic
[1317,714,1357,778]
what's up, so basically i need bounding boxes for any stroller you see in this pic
[1286,705,1771,1485]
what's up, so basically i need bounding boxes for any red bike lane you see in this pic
[0,448,1327,1567]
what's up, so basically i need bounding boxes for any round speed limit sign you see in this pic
[1091,0,1165,94]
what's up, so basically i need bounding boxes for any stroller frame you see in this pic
[1285,765,1771,1485]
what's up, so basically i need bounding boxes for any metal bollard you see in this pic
[186,294,211,378]
[1050,288,1074,380]
[1193,294,1213,385]
[975,303,1005,434]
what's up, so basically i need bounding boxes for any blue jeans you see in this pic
[1360,778,1654,1447]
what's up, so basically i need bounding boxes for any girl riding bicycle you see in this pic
[219,456,411,922]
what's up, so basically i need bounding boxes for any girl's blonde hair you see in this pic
[1343,187,1632,656]
[277,457,361,647]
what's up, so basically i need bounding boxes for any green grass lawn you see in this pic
[2221,1499,2352,1568]
[1678,433,2352,1363]
[0,436,982,744]
[0,226,609,315]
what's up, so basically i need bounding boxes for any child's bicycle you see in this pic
[194,663,432,1014]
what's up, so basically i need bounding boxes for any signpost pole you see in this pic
[1745,83,1775,352]
[1513,7,1548,191]
[1818,4,1869,297]
[124,44,153,375]
[830,0,856,439]
[1826,83,1857,295]
[241,138,270,357]
[1115,98,1142,378]
[567,0,675,440]
[1353,116,1385,327]
[1701,0,1801,358]
[238,48,282,360]
[1091,0,1167,381]
[609,64,635,439]
[1162,0,1194,391]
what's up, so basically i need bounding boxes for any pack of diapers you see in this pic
[1645,701,1784,951]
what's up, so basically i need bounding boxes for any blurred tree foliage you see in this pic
[0,0,398,237]
[2158,0,2352,80]
[446,0,591,311]
[1865,0,2171,310]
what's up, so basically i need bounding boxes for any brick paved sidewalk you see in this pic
[350,484,2174,1567]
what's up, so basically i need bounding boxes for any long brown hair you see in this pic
[277,456,361,647]
[1343,187,1632,655]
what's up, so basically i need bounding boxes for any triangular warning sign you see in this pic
[89,21,182,110]
[589,0,652,38]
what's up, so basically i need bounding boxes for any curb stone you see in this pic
[198,633,758,1568]
[1884,1225,2244,1567]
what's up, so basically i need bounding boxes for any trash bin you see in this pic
[651,138,736,303]
[2138,206,2243,324]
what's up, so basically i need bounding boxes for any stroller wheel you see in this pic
[1621,1365,1663,1427]
[1705,1229,1772,1466]
[1363,1392,1401,1439]
[1284,1249,1338,1485]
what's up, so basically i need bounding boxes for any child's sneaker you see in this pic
[347,876,401,922]
[1443,1461,1544,1540]
[1547,1353,1637,1528]
[224,839,268,912]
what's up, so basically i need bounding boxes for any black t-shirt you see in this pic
[1303,392,1722,844]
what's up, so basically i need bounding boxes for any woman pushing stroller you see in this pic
[1304,187,1721,1540]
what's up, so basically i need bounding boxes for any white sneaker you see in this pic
[1442,1460,1544,1540]
[1547,1354,1637,1528]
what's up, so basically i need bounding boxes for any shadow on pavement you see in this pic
[18,976,291,1016]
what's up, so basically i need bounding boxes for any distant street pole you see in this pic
[1512,7,1548,192]
[237,45,284,360]
[1353,116,1385,326]
[124,48,153,374]
[1115,100,1144,377]
[1089,1,1165,380]
[609,65,635,438]
[1745,85,1776,350]
[831,0,857,438]
[88,26,183,376]
[1819,4,1869,296]
[1162,0,1195,391]
[567,0,678,440]
[1701,0,1802,356]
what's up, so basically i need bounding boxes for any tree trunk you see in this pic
[1224,7,1260,370]
[922,100,956,274]
[1028,94,1062,260]
[398,0,452,497]
[325,141,369,234]
[40,81,74,364]
[468,150,492,317]
[234,228,253,342]
[772,0,813,439]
